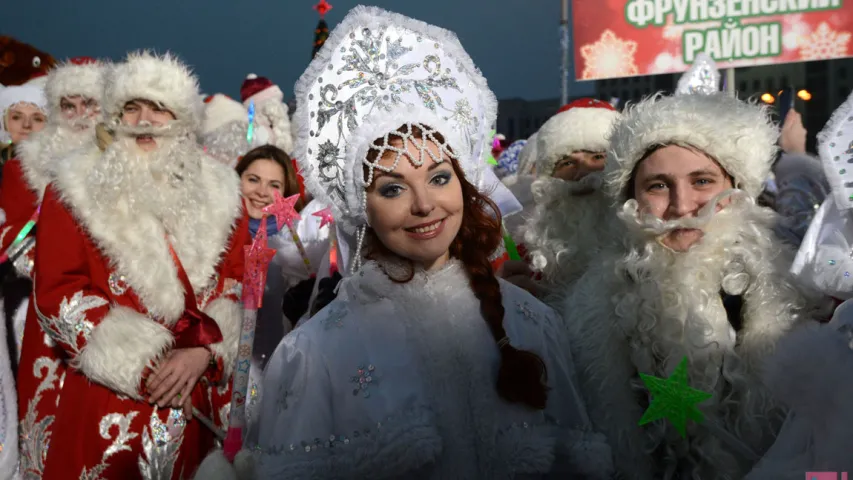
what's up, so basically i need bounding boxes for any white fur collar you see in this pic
[51,142,242,323]
[16,125,94,200]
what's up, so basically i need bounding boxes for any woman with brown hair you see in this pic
[239,7,611,479]
[234,144,329,425]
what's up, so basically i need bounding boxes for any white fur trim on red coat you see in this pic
[74,305,174,400]
[203,297,242,380]
[606,93,778,200]
[535,108,619,176]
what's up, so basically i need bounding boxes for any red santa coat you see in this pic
[0,158,38,276]
[17,144,248,479]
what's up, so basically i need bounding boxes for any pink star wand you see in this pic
[222,217,276,461]
[265,191,314,277]
[312,207,338,276]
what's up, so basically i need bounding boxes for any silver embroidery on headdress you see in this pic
[676,53,720,96]
[293,5,497,243]
[817,89,853,211]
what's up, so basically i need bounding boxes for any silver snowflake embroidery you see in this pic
[322,303,348,330]
[515,301,540,326]
[35,291,108,356]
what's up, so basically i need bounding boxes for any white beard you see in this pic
[17,120,98,197]
[523,174,618,294]
[90,130,207,233]
[609,194,808,477]
[258,100,293,154]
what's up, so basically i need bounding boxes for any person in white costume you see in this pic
[746,90,853,478]
[563,91,815,479]
[194,6,613,479]
[520,98,621,296]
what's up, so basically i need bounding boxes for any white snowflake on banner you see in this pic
[782,14,812,50]
[580,29,639,80]
[800,22,851,60]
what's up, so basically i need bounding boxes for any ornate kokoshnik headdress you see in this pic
[293,5,497,273]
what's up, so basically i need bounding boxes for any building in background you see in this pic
[734,58,853,152]
[497,95,596,142]
[594,74,677,108]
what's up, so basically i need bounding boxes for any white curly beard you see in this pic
[258,100,293,154]
[89,130,206,229]
[611,196,806,478]
[523,174,619,294]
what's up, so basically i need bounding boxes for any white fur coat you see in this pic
[245,259,613,479]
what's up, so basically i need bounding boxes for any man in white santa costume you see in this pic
[17,51,248,479]
[563,92,814,479]
[0,56,105,362]
[521,98,621,295]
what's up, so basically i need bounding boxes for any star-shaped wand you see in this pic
[638,356,712,438]
[264,190,313,276]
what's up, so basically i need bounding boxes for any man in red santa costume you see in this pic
[0,57,105,361]
[17,51,247,479]
[563,92,815,479]
[521,98,621,295]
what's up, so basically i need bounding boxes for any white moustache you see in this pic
[567,172,604,195]
[113,121,182,139]
[618,189,749,237]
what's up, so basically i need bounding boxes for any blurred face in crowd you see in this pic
[632,145,733,252]
[120,99,176,151]
[365,135,464,272]
[61,95,101,129]
[4,102,47,143]
[240,158,286,220]
[552,150,606,182]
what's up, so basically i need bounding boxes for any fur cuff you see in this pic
[74,306,173,400]
[204,298,242,380]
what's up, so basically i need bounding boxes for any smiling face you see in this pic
[4,102,47,143]
[365,135,464,272]
[120,99,176,151]
[552,150,606,182]
[60,95,100,128]
[240,158,286,219]
[632,145,733,252]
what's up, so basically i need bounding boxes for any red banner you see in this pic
[572,0,853,80]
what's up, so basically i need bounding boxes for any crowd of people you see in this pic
[0,5,850,479]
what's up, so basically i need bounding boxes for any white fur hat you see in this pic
[606,93,778,200]
[44,57,106,120]
[201,93,247,136]
[104,51,202,134]
[535,98,620,177]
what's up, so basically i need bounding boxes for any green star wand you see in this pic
[638,356,760,461]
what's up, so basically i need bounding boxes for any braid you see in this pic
[449,162,549,410]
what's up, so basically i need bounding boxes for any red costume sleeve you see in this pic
[0,159,39,252]
[33,186,174,400]
[199,207,251,383]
